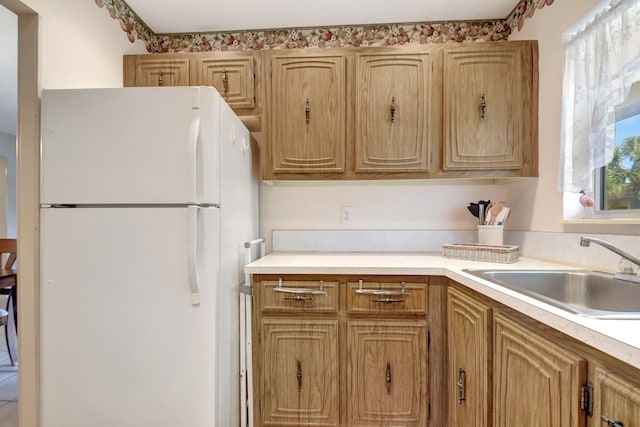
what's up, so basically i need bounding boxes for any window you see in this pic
[596,83,640,214]
[560,0,640,219]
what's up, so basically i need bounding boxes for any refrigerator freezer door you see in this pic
[40,87,220,205]
[40,206,220,427]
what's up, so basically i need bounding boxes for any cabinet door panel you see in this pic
[270,54,346,173]
[348,321,427,426]
[448,287,491,427]
[443,42,535,171]
[593,366,640,427]
[493,313,586,427]
[261,319,339,426]
[355,52,432,172]
[197,55,255,109]
[134,57,190,87]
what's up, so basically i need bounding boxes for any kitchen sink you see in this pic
[463,269,640,319]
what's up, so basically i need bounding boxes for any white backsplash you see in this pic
[272,229,640,273]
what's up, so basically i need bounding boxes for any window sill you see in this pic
[563,219,640,235]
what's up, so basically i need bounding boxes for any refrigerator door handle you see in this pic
[187,206,201,306]
[188,109,202,203]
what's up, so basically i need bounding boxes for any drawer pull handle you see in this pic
[305,98,311,124]
[355,280,412,297]
[480,93,487,120]
[457,368,466,404]
[221,68,229,95]
[601,415,624,427]
[158,70,164,86]
[296,360,302,392]
[390,96,396,122]
[283,295,313,301]
[274,277,328,296]
[386,362,392,394]
[372,297,404,304]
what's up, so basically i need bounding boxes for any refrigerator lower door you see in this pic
[40,206,220,427]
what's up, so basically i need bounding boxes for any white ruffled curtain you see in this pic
[559,0,640,192]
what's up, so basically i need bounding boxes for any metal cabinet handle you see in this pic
[371,298,405,304]
[355,280,412,297]
[390,96,396,122]
[296,360,302,392]
[305,99,311,124]
[480,93,487,120]
[457,368,466,404]
[386,362,392,394]
[273,277,328,297]
[601,415,624,427]
[158,70,164,86]
[221,68,229,95]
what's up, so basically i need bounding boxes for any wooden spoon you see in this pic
[489,202,503,225]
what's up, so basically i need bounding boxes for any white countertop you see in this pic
[245,252,640,369]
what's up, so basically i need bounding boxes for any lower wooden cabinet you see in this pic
[493,312,587,427]
[592,365,640,427]
[447,280,640,427]
[347,321,428,426]
[447,287,491,427]
[261,319,339,426]
[253,275,430,426]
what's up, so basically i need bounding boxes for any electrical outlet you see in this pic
[340,206,353,225]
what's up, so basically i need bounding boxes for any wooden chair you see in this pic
[0,239,17,365]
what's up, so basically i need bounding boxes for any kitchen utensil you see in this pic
[467,203,480,218]
[489,202,504,225]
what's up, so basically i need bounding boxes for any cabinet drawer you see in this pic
[260,279,338,313]
[347,281,427,315]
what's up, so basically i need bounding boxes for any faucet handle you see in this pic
[618,258,638,275]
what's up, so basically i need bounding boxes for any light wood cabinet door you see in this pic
[493,313,587,427]
[592,365,640,427]
[442,41,537,175]
[354,51,434,173]
[447,287,491,427]
[195,53,255,110]
[124,55,190,87]
[261,319,339,426]
[268,52,347,174]
[347,320,428,426]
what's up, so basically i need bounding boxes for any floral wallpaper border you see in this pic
[96,0,554,53]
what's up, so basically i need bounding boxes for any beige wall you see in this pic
[22,0,146,89]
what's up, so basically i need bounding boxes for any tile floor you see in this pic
[0,326,18,426]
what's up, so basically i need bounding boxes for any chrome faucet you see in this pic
[580,236,640,282]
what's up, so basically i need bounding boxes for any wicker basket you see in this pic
[442,243,520,264]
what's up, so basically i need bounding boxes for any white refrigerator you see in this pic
[39,87,258,427]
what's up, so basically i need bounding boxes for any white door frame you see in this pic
[0,1,39,426]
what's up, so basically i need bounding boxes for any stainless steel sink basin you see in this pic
[463,269,640,319]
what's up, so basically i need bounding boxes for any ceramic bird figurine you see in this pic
[579,190,595,218]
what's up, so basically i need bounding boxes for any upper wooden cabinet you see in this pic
[124,55,191,87]
[123,52,259,115]
[442,41,538,176]
[262,46,440,180]
[124,41,538,180]
[266,51,347,175]
[194,53,256,113]
[354,51,437,173]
